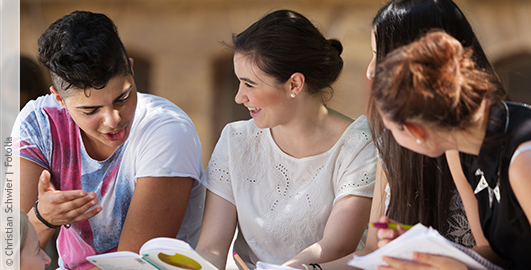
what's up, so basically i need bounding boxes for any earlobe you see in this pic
[289,72,305,96]
[404,122,426,143]
[50,86,66,107]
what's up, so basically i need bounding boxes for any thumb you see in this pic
[38,170,55,194]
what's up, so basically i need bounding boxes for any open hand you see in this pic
[36,170,102,227]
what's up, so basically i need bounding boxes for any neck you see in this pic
[270,95,349,158]
[453,102,491,155]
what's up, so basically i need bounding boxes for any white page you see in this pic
[348,224,503,270]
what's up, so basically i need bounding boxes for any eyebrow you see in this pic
[239,78,257,85]
[75,86,132,110]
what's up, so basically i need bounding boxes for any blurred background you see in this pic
[18,0,531,269]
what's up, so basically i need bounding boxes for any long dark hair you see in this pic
[369,0,506,232]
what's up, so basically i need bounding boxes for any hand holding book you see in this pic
[348,223,503,270]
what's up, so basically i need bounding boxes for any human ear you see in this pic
[50,86,66,107]
[129,57,135,75]
[404,122,426,143]
[288,72,305,97]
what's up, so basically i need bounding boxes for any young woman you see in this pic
[316,1,505,268]
[196,10,377,270]
[372,30,530,270]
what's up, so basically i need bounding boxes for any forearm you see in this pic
[318,253,362,270]
[117,177,193,252]
[195,246,228,270]
[471,245,504,267]
[195,191,238,270]
[283,239,357,267]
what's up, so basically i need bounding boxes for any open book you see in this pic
[255,262,299,270]
[86,237,218,270]
[348,223,503,270]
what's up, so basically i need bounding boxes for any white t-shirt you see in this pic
[14,93,204,269]
[202,117,376,267]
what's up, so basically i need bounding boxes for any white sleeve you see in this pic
[201,124,235,205]
[333,118,377,203]
[133,117,203,182]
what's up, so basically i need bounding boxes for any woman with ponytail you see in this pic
[196,10,377,269]
[372,30,531,270]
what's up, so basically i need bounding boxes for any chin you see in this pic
[421,150,446,158]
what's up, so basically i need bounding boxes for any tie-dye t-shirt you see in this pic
[14,93,204,269]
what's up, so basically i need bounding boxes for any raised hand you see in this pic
[36,170,102,227]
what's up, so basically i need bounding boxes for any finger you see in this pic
[379,216,390,223]
[377,238,392,248]
[397,225,409,235]
[38,170,55,194]
[63,195,99,218]
[62,192,97,210]
[383,256,433,270]
[70,205,102,223]
[414,253,467,270]
[49,190,90,205]
[377,228,397,240]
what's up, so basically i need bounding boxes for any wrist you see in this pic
[301,264,322,270]
[34,200,70,229]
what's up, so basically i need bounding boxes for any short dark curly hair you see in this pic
[38,11,131,97]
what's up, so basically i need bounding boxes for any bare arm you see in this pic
[195,191,238,270]
[318,159,388,269]
[117,176,194,252]
[282,194,372,267]
[508,142,531,225]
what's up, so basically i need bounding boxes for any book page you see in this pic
[347,224,503,270]
[87,251,159,270]
[140,237,218,270]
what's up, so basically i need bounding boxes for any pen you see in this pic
[233,252,250,270]
[370,222,414,230]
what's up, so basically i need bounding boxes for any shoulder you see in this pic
[220,119,259,138]
[18,94,62,121]
[133,93,196,130]
[16,94,72,137]
[341,115,372,145]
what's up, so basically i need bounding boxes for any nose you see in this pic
[41,249,52,267]
[366,56,376,81]
[234,84,247,105]
[103,108,121,129]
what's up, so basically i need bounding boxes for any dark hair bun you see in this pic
[326,39,343,56]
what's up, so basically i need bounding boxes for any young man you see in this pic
[15,11,204,269]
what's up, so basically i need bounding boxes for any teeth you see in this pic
[248,107,260,111]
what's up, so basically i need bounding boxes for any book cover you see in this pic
[86,237,218,270]
[348,223,503,270]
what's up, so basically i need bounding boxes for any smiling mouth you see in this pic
[248,107,261,112]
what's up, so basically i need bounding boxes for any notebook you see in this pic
[348,223,503,270]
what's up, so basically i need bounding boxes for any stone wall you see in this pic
[20,0,531,166]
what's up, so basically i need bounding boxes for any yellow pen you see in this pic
[370,222,414,230]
